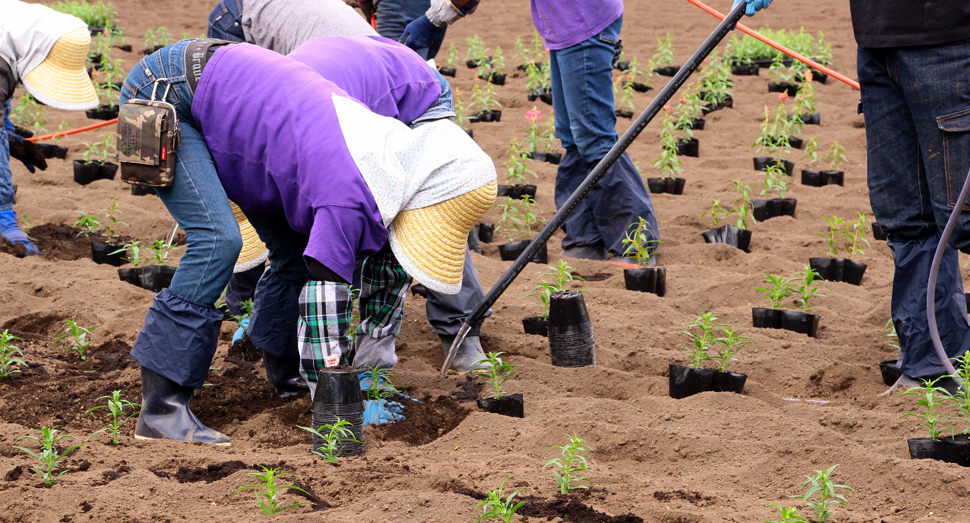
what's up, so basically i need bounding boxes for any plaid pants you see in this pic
[298,249,411,385]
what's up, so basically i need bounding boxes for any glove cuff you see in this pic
[426,0,460,26]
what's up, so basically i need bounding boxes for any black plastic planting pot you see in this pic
[118,266,176,292]
[753,157,795,176]
[469,110,502,123]
[438,66,456,77]
[623,267,666,296]
[477,394,524,418]
[131,184,156,197]
[496,184,536,200]
[799,112,821,125]
[646,177,686,195]
[478,72,506,85]
[879,359,902,387]
[675,138,699,157]
[85,105,119,120]
[908,437,970,467]
[731,64,760,75]
[311,366,364,457]
[801,169,844,187]
[528,87,553,105]
[767,82,800,97]
[525,151,562,165]
[752,308,783,329]
[711,371,747,393]
[142,45,164,55]
[701,225,751,252]
[809,257,867,286]
[621,80,651,92]
[477,222,494,243]
[73,160,118,185]
[614,60,630,71]
[545,152,562,164]
[752,198,796,222]
[498,240,547,264]
[38,144,68,159]
[615,109,633,119]
[548,290,595,368]
[517,61,543,71]
[465,57,492,69]
[668,364,716,399]
[91,241,126,266]
[653,66,680,77]
[522,316,549,337]
[701,96,733,114]
[872,222,888,241]
[780,310,820,337]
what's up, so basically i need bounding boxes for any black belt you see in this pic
[185,39,233,94]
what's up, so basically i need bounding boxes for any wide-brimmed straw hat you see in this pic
[22,27,98,111]
[389,180,496,295]
[231,202,269,273]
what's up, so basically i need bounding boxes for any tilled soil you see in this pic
[2,0,970,522]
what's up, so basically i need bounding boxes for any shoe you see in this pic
[133,367,230,446]
[263,351,310,398]
[561,244,609,261]
[441,335,490,373]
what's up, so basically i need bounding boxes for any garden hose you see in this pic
[441,1,749,376]
[25,118,117,143]
[926,167,970,379]
[685,0,861,91]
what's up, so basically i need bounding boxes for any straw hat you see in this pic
[389,180,497,295]
[22,27,98,111]
[231,202,269,273]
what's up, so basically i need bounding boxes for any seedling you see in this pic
[902,377,953,440]
[148,239,175,265]
[526,261,584,319]
[713,328,751,372]
[947,352,970,434]
[801,137,819,167]
[52,320,100,361]
[651,33,676,68]
[495,196,542,243]
[765,505,809,523]
[793,72,817,115]
[700,199,728,228]
[479,46,505,80]
[470,79,501,114]
[466,35,489,68]
[817,214,868,258]
[230,299,254,325]
[790,266,827,313]
[81,132,115,164]
[790,465,854,523]
[444,42,459,69]
[543,436,591,494]
[74,211,103,237]
[85,390,141,445]
[817,215,846,257]
[752,105,792,156]
[0,330,26,378]
[732,180,753,231]
[360,365,400,401]
[11,94,46,134]
[110,240,143,267]
[653,112,682,178]
[471,352,517,399]
[761,162,788,199]
[845,212,870,258]
[101,196,128,241]
[504,139,537,186]
[883,319,899,352]
[143,26,172,49]
[613,76,635,114]
[13,427,84,487]
[298,419,361,464]
[475,476,526,523]
[826,140,848,171]
[17,214,31,236]
[523,107,543,153]
[233,466,308,515]
[50,0,117,27]
[453,88,468,129]
[756,273,792,310]
[621,217,661,268]
[679,313,726,368]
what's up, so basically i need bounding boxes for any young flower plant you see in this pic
[543,435,592,494]
[13,427,84,487]
[0,330,25,378]
[790,266,827,313]
[679,313,726,368]
[902,377,953,440]
[298,419,361,464]
[472,352,517,399]
[475,476,526,523]
[360,365,400,401]
[622,217,660,267]
[756,274,792,309]
[85,390,141,445]
[52,320,100,360]
[233,466,308,515]
[790,465,854,523]
[526,261,584,319]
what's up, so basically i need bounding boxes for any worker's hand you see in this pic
[0,210,38,257]
[362,399,404,426]
[733,0,772,16]
[231,318,250,345]
[7,133,47,174]
[400,15,446,57]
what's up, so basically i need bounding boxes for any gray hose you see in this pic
[926,167,970,378]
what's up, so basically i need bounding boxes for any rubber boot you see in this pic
[441,335,490,373]
[133,367,230,446]
[262,351,310,398]
[561,243,609,261]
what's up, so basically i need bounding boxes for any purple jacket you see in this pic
[531,0,623,50]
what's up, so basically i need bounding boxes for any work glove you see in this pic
[7,133,47,174]
[400,15,447,58]
[231,318,249,345]
[0,210,38,257]
[733,0,772,16]
[362,398,404,426]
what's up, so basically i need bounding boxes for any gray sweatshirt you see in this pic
[241,0,377,55]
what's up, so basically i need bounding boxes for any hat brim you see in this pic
[231,202,270,273]
[22,28,98,111]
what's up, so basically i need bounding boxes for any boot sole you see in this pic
[134,434,231,447]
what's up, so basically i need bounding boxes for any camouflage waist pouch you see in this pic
[116,96,180,187]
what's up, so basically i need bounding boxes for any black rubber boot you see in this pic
[133,367,230,446]
[263,351,310,398]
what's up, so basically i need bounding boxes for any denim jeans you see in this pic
[207,0,246,42]
[375,0,443,59]
[120,40,242,306]
[859,40,970,377]
[412,69,456,124]
[0,101,12,211]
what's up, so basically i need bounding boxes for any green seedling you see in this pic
[714,328,751,372]
[0,330,26,378]
[794,72,817,115]
[790,266,827,313]
[148,239,175,265]
[13,427,84,487]
[11,94,46,133]
[756,273,791,310]
[101,196,128,241]
[84,390,140,445]
[471,352,517,399]
[621,217,661,268]
[81,132,115,164]
[544,435,592,494]
[764,505,809,523]
[790,465,854,523]
[346,285,361,345]
[653,112,682,178]
[761,162,788,199]
[360,365,400,401]
[17,213,31,236]
[679,313,726,368]
[143,26,172,49]
[466,35,489,68]
[444,42,459,69]
[947,352,970,434]
[475,476,526,523]
[233,466,308,515]
[504,139,537,186]
[651,33,676,68]
[845,212,870,258]
[52,320,100,361]
[700,199,728,228]
[230,299,254,325]
[826,140,847,171]
[732,180,753,231]
[74,211,103,237]
[902,377,953,440]
[453,87,468,129]
[526,261,584,319]
[801,137,819,167]
[298,419,361,464]
[50,0,116,27]
[817,215,846,257]
[110,240,142,267]
[883,319,899,352]
[495,196,543,243]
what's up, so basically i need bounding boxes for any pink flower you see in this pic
[679,97,687,103]
[663,104,670,111]
[778,92,789,101]
[525,107,542,122]
[102,29,109,36]
[805,70,813,82]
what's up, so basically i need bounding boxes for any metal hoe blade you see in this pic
[441,2,748,376]
[163,220,179,259]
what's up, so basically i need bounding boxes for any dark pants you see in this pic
[859,40,970,378]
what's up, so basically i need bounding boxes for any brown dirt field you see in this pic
[2,0,970,522]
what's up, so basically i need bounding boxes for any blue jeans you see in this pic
[375,0,443,59]
[0,100,13,211]
[120,40,242,306]
[206,0,245,42]
[859,40,970,378]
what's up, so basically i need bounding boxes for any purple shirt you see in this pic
[287,35,440,125]
[530,0,623,50]
[192,43,387,282]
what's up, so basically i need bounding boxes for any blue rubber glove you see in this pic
[733,0,771,16]
[400,15,447,57]
[231,318,250,344]
[3,119,13,135]
[363,398,404,426]
[0,210,38,257]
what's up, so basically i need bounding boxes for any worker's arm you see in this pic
[400,0,481,56]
